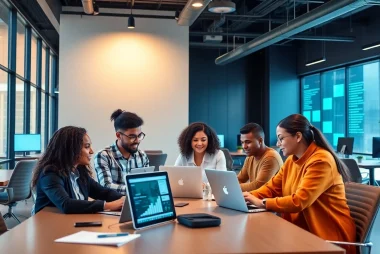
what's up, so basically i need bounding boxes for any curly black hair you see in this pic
[31,126,92,188]
[178,122,220,159]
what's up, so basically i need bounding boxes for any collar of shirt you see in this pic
[70,168,80,181]
[188,151,211,166]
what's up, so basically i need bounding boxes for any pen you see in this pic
[97,233,129,238]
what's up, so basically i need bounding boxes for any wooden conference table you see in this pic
[0,199,344,254]
[0,169,13,186]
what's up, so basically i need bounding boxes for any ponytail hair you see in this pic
[278,114,351,182]
[110,109,144,132]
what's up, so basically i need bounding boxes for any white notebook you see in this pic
[55,231,140,247]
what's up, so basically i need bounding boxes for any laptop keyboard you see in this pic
[247,205,266,213]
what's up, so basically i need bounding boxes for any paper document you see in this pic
[55,231,140,247]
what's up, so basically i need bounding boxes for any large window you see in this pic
[0,0,58,165]
[301,60,380,154]
[31,34,37,84]
[15,78,24,133]
[0,70,7,157]
[348,61,380,153]
[0,1,9,68]
[321,69,346,148]
[302,74,321,129]
[16,15,25,76]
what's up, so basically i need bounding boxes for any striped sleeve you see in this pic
[94,151,126,195]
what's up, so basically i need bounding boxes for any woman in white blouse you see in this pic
[174,122,227,182]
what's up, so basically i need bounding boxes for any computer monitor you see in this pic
[372,137,380,159]
[336,137,354,156]
[217,134,224,148]
[14,134,41,153]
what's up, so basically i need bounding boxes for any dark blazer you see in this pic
[34,166,123,214]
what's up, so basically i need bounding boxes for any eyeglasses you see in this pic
[118,132,146,142]
[277,135,292,144]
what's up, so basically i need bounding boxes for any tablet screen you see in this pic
[126,172,176,229]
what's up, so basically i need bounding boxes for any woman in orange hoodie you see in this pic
[243,114,356,254]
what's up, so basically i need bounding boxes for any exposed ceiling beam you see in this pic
[215,0,379,65]
[190,31,355,42]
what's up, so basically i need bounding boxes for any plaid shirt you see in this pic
[94,141,149,195]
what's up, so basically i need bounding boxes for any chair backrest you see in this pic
[345,182,380,252]
[220,148,233,171]
[146,153,167,171]
[0,212,7,235]
[341,159,362,183]
[144,150,163,154]
[8,160,37,201]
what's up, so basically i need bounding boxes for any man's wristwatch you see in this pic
[261,199,267,208]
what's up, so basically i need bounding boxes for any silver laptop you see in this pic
[98,196,132,223]
[159,166,203,199]
[130,166,155,174]
[205,169,266,213]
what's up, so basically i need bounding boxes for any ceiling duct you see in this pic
[177,0,212,26]
[81,0,94,14]
[229,0,288,31]
[215,0,380,65]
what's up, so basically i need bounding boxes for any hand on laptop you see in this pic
[243,192,265,209]
[104,196,125,211]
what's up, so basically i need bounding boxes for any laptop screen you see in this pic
[125,172,176,229]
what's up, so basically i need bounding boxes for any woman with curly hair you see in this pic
[174,122,226,182]
[32,126,125,214]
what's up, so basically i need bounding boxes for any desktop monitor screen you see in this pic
[372,137,380,158]
[337,137,354,155]
[217,135,224,148]
[14,134,41,152]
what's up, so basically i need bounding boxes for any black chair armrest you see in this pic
[0,187,14,202]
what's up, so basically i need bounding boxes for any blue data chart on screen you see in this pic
[129,176,174,224]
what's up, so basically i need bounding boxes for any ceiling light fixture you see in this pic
[128,16,135,29]
[208,0,236,13]
[362,42,380,51]
[128,4,135,29]
[192,0,203,8]
[305,57,326,66]
[305,39,326,67]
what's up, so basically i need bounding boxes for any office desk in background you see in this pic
[357,160,380,186]
[0,169,13,186]
[0,199,344,254]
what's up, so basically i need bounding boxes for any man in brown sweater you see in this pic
[237,123,283,191]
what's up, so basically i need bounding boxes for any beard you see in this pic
[120,141,139,154]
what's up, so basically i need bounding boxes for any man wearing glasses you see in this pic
[94,109,149,195]
[237,123,283,192]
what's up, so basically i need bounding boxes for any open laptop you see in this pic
[205,169,266,213]
[159,166,203,199]
[125,171,177,230]
[98,196,132,223]
[130,166,155,174]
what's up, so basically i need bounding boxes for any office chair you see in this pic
[0,212,7,235]
[144,150,163,154]
[341,158,370,184]
[146,153,167,171]
[0,160,37,223]
[220,148,234,171]
[326,182,380,254]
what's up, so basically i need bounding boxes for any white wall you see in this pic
[59,14,189,164]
